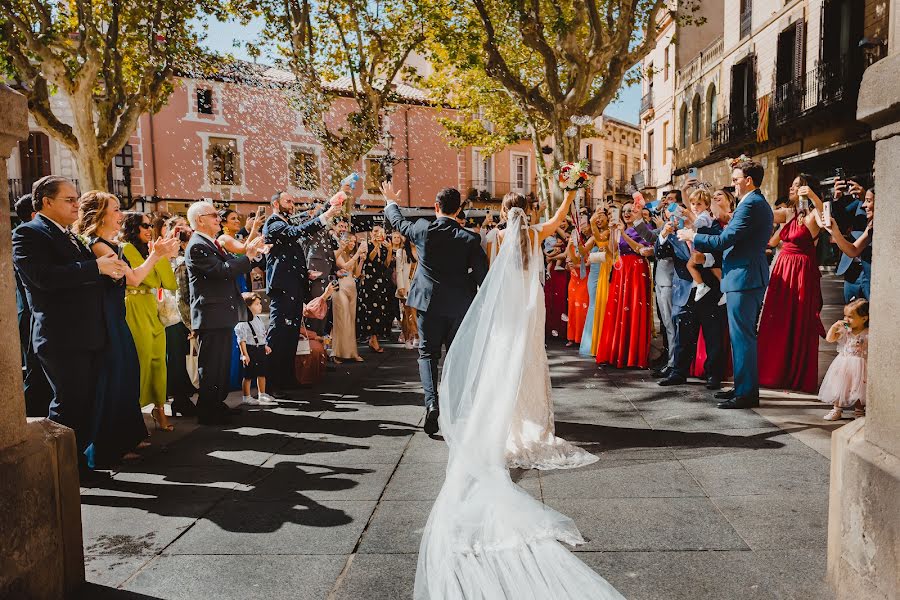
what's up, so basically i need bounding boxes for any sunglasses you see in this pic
[138,223,152,230]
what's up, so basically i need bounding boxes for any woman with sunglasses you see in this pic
[596,201,654,368]
[121,212,179,431]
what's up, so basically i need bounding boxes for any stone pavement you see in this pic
[76,327,839,600]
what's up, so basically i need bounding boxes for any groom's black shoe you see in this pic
[717,395,759,409]
[651,366,671,378]
[714,388,736,400]
[658,375,686,387]
[423,407,440,435]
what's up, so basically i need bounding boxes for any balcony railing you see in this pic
[586,160,605,176]
[676,36,725,92]
[8,178,23,206]
[739,9,752,39]
[710,110,759,151]
[771,59,866,126]
[464,179,537,202]
[702,36,724,70]
[640,89,654,114]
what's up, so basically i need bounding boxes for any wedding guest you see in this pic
[121,212,179,431]
[680,159,774,409]
[75,193,179,464]
[13,175,128,477]
[306,218,343,335]
[186,201,265,425]
[581,207,612,357]
[393,231,418,348]
[565,219,592,347]
[235,292,277,406]
[544,233,570,339]
[829,186,874,301]
[757,174,826,393]
[165,215,197,417]
[332,232,365,362]
[219,208,259,392]
[295,283,338,386]
[357,225,395,353]
[820,299,869,420]
[263,191,341,396]
[13,194,52,416]
[596,201,653,368]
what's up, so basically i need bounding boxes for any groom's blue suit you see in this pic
[693,189,773,398]
[385,202,488,410]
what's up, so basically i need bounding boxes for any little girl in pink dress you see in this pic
[820,299,869,420]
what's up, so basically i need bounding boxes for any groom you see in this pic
[382,182,489,434]
[678,159,773,408]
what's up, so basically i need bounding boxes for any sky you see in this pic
[201,17,641,126]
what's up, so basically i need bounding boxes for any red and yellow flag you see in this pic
[757,95,770,143]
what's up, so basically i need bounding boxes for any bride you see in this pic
[414,187,624,599]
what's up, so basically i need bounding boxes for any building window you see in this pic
[289,149,320,191]
[604,151,613,180]
[679,104,689,148]
[691,95,702,143]
[662,121,669,165]
[706,84,718,132]
[512,154,529,192]
[740,0,752,39]
[664,47,670,81]
[585,143,593,163]
[207,137,240,186]
[197,89,213,115]
[363,157,384,194]
[619,154,627,181]
[633,157,641,175]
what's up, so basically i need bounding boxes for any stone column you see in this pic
[0,85,85,597]
[826,2,900,598]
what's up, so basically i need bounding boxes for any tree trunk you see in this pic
[69,90,109,193]
[74,149,109,193]
[548,118,582,212]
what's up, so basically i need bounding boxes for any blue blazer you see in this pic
[658,220,723,311]
[385,203,488,318]
[12,214,106,353]
[693,189,773,293]
[262,210,326,298]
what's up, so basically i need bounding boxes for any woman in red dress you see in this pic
[596,202,653,368]
[544,230,570,341]
[565,220,592,346]
[757,175,826,393]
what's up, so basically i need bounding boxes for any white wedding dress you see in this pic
[414,208,624,599]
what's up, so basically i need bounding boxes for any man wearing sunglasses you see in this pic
[678,160,773,409]
[13,175,129,478]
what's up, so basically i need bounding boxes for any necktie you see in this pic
[66,229,84,252]
[214,239,224,254]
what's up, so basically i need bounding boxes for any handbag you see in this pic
[296,333,311,355]
[157,288,181,327]
[186,336,200,389]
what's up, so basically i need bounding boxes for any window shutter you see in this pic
[793,20,806,84]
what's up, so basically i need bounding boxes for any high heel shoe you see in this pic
[151,407,175,431]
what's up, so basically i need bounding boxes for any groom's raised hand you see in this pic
[380,181,402,205]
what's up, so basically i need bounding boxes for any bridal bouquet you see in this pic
[555,160,592,190]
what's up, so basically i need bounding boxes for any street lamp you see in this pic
[376,129,410,204]
[114,144,134,209]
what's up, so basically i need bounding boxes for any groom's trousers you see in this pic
[416,310,464,410]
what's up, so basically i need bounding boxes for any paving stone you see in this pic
[679,450,830,496]
[356,500,432,554]
[240,461,397,502]
[539,459,705,499]
[269,432,413,466]
[580,549,832,600]
[400,432,450,464]
[711,494,829,550]
[83,554,152,588]
[81,503,199,556]
[382,461,446,500]
[330,553,417,600]
[546,497,749,552]
[122,554,346,600]
[164,499,376,555]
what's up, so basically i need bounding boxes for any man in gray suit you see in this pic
[185,201,266,424]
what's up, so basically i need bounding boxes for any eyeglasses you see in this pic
[138,223,152,230]
[198,212,218,219]
[731,176,747,183]
[52,196,79,205]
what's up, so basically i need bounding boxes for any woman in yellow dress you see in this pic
[584,206,613,356]
[122,212,178,431]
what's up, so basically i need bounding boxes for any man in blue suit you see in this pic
[263,191,342,396]
[13,175,129,476]
[382,182,488,434]
[679,160,774,408]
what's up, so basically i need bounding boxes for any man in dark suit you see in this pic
[12,175,128,475]
[382,182,489,434]
[263,191,342,395]
[13,194,53,417]
[680,160,774,408]
[657,218,725,389]
[185,201,266,424]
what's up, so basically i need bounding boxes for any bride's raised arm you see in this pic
[537,190,577,242]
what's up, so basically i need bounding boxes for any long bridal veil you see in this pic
[414,208,625,600]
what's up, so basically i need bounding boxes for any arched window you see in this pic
[706,84,718,134]
[679,103,689,148]
[691,94,702,143]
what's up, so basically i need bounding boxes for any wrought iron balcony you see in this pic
[464,179,538,202]
[8,178,23,206]
[772,59,866,125]
[640,89,654,114]
[710,111,759,151]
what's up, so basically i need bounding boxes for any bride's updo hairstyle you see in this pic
[501,192,530,270]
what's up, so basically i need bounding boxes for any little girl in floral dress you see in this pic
[820,299,869,420]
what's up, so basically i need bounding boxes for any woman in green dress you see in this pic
[122,212,178,431]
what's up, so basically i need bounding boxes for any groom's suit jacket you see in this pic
[385,203,488,318]
[694,189,773,293]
